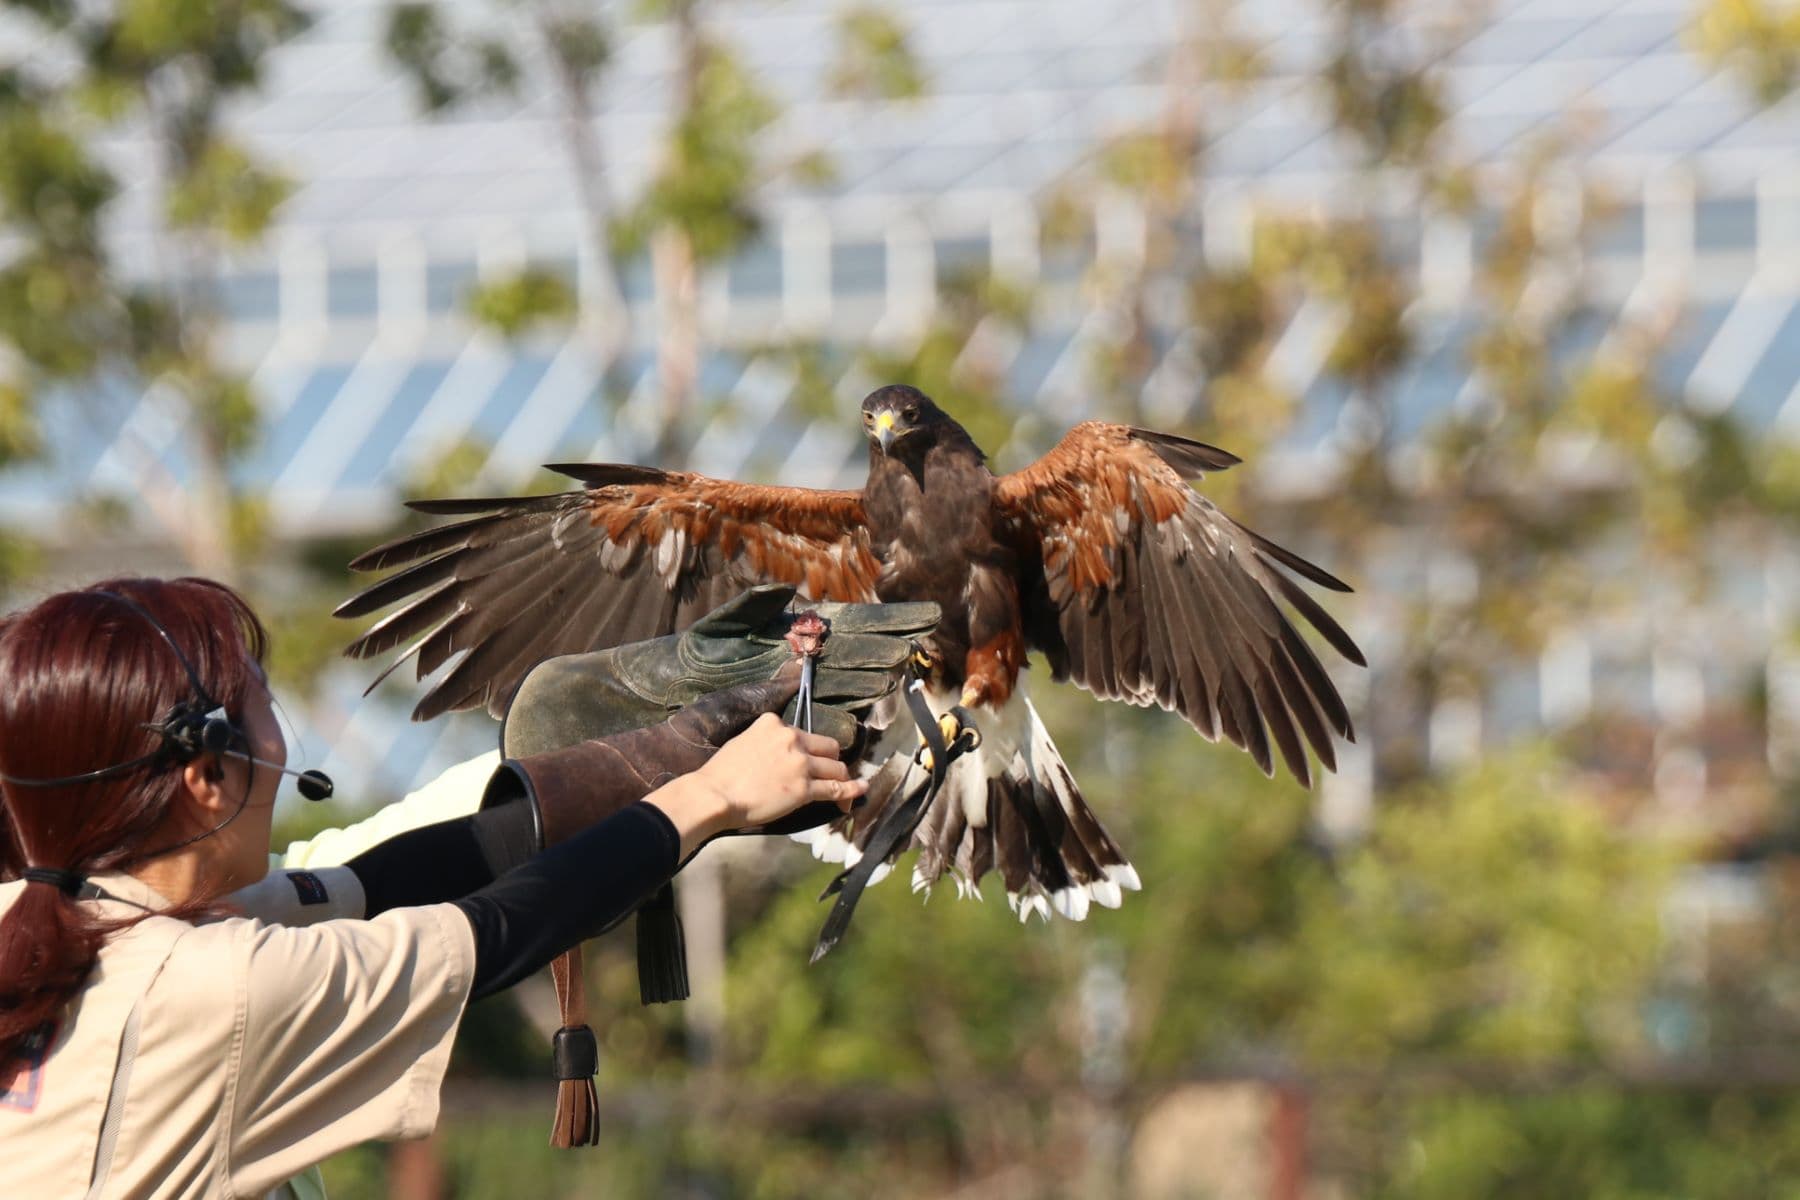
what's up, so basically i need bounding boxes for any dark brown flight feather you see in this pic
[993,421,1364,787]
[336,473,878,720]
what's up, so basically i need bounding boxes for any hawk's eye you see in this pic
[902,407,918,421]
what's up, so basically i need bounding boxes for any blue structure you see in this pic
[4,0,1796,808]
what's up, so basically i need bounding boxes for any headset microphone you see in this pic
[226,752,334,801]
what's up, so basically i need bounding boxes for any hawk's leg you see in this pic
[943,708,978,747]
[915,705,980,771]
[903,642,992,769]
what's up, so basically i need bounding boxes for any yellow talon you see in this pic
[914,707,980,772]
[914,726,937,772]
[910,646,935,672]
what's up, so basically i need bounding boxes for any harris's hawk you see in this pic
[336,385,1365,922]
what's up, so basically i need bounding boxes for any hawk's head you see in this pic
[860,385,951,456]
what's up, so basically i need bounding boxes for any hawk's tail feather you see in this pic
[910,767,968,892]
[792,690,1137,924]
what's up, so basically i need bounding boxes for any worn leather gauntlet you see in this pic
[500,583,940,758]
[486,585,940,844]
[480,675,801,849]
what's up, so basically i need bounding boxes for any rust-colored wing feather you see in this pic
[994,422,1365,786]
[336,464,880,721]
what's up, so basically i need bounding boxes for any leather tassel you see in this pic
[635,882,689,1004]
[547,951,599,1148]
[551,1072,600,1148]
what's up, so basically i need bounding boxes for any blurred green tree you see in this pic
[1364,1088,1800,1199]
[0,0,308,580]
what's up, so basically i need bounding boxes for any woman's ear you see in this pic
[180,756,230,816]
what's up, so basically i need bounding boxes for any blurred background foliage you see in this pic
[4,0,1800,1194]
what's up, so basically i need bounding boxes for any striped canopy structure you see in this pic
[4,0,1796,806]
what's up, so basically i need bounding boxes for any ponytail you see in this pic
[0,881,106,1082]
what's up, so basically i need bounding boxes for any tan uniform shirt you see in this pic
[0,871,476,1199]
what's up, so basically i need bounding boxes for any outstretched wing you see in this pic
[336,464,880,721]
[994,422,1365,786]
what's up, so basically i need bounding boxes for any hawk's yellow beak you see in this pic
[875,411,897,453]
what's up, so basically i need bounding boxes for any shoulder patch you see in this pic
[286,871,330,907]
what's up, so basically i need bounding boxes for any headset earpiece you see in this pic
[155,700,243,762]
[198,707,237,755]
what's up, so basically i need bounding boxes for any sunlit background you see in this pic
[5,0,1800,1195]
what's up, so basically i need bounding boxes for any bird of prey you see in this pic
[336,385,1365,922]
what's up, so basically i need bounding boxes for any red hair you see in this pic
[0,577,269,1077]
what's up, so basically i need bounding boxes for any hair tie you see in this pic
[22,866,86,897]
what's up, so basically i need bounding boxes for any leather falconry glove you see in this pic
[500,582,941,759]
[482,672,812,849]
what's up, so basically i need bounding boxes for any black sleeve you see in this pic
[454,802,681,1001]
[343,801,540,915]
